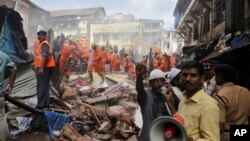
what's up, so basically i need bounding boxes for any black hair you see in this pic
[37,31,46,35]
[180,61,204,75]
[202,59,219,64]
[214,64,236,82]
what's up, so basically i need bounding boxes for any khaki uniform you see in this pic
[214,82,250,141]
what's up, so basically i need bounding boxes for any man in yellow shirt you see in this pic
[167,61,220,141]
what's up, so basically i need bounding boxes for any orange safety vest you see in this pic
[123,56,130,68]
[33,40,55,68]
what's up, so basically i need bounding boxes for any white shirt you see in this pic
[203,76,219,96]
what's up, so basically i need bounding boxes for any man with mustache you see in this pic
[167,61,220,141]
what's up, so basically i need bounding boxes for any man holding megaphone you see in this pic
[165,61,220,141]
[136,63,176,141]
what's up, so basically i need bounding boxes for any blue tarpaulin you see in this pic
[0,18,33,68]
[44,111,72,139]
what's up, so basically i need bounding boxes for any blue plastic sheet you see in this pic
[0,18,33,68]
[0,18,16,54]
[44,111,71,139]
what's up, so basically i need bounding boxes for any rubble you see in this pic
[85,92,121,104]
[62,87,79,100]
[79,86,92,96]
[7,72,141,141]
[107,106,126,118]
[98,121,112,133]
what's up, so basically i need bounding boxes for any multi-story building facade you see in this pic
[174,0,250,89]
[174,0,250,60]
[49,7,106,40]
[92,21,141,48]
[92,18,164,53]
[174,0,250,46]
[0,0,50,46]
[162,30,184,55]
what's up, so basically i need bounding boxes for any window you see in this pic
[214,0,225,26]
[192,24,198,40]
[112,33,119,40]
[201,13,210,35]
[103,33,109,42]
[94,34,101,42]
[152,23,160,29]
[167,42,170,49]
[144,23,151,29]
[120,33,130,41]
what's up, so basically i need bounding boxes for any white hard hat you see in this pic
[167,68,181,82]
[149,69,166,81]
[37,25,46,34]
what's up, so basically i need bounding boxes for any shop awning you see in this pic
[202,41,250,61]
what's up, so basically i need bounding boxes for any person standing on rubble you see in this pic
[87,43,104,83]
[59,39,77,78]
[123,53,130,72]
[136,63,171,141]
[33,28,55,110]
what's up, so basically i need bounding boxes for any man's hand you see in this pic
[136,63,147,76]
[188,137,194,141]
[163,88,173,102]
[39,67,44,75]
[3,84,12,95]
[30,63,34,68]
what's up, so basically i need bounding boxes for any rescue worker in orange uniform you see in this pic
[127,57,136,79]
[33,29,55,110]
[80,36,88,49]
[123,53,130,72]
[101,46,109,70]
[87,43,104,83]
[59,40,76,78]
[159,53,168,72]
[108,50,114,72]
[104,49,111,73]
[111,50,121,72]
[170,55,175,68]
[153,55,161,70]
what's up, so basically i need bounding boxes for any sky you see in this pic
[30,0,177,29]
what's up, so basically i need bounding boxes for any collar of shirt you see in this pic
[221,82,234,88]
[204,76,215,87]
[184,89,205,103]
[209,76,215,84]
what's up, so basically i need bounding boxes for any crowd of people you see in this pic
[136,59,250,141]
[1,27,250,141]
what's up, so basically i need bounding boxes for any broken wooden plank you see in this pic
[85,92,121,104]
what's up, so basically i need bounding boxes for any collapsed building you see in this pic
[0,3,142,141]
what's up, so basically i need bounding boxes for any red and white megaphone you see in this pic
[150,114,188,141]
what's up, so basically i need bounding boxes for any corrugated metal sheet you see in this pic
[10,68,37,99]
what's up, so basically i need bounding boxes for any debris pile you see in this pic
[52,73,140,141]
[6,72,141,141]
